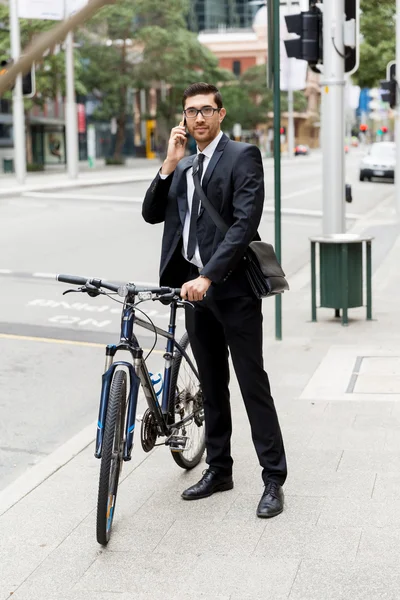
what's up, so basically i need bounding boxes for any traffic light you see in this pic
[22,68,34,97]
[359,124,368,132]
[0,59,8,76]
[280,126,286,135]
[0,59,35,97]
[344,0,360,75]
[382,126,388,134]
[380,79,396,108]
[284,6,322,65]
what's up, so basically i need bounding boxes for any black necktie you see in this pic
[187,153,205,261]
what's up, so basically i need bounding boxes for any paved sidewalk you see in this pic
[0,158,163,198]
[2,191,400,599]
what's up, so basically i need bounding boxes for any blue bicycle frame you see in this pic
[94,296,197,461]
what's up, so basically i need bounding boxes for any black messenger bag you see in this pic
[193,167,289,299]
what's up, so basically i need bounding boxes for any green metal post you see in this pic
[272,0,282,340]
[341,243,349,326]
[311,241,317,322]
[366,240,372,320]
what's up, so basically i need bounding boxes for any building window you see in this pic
[233,60,241,77]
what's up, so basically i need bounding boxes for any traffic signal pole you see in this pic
[396,0,400,216]
[321,0,346,234]
[65,31,79,180]
[9,0,26,184]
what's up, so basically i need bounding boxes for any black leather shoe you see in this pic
[181,469,234,501]
[256,481,284,518]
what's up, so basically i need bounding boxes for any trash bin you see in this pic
[3,157,14,173]
[310,233,373,326]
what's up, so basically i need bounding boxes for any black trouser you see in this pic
[185,291,287,486]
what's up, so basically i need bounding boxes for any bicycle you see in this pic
[56,274,205,545]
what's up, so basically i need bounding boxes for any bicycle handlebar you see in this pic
[56,274,181,297]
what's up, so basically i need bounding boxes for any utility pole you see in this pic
[396,0,400,216]
[65,1,79,179]
[10,0,26,184]
[321,0,346,234]
[272,0,282,340]
[65,31,79,179]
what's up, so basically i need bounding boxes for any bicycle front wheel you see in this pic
[169,332,205,469]
[96,369,127,545]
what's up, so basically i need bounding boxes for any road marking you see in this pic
[32,272,57,279]
[0,333,165,354]
[23,191,144,203]
[281,185,322,200]
[263,206,361,219]
[0,270,158,287]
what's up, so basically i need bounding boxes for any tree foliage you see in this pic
[81,0,230,157]
[220,65,307,131]
[0,5,86,162]
[352,0,396,88]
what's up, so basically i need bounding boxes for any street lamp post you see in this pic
[396,0,400,216]
[10,0,26,184]
[65,1,79,179]
[65,30,79,179]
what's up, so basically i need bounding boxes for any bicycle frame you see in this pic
[94,294,198,461]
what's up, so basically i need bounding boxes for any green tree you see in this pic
[81,0,229,159]
[352,0,396,88]
[220,65,307,132]
[0,5,86,164]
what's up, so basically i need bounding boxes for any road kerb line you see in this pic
[0,333,165,354]
[0,420,97,516]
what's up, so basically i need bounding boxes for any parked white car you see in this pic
[359,142,395,182]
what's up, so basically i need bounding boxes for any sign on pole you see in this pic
[233,123,242,140]
[18,0,87,20]
[18,0,64,20]
[87,124,96,168]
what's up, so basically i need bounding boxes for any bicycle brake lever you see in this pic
[177,299,194,309]
[62,288,82,295]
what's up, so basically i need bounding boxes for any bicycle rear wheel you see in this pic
[169,332,205,469]
[96,369,127,545]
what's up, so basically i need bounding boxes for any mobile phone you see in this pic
[181,117,188,145]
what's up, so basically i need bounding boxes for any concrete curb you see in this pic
[0,173,157,198]
[0,420,97,516]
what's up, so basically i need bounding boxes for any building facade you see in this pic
[188,0,256,33]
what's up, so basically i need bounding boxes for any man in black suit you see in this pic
[142,82,287,518]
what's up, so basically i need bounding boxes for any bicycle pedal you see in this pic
[166,435,191,453]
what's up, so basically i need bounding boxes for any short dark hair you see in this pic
[182,82,223,109]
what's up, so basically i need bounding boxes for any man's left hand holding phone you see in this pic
[160,118,187,176]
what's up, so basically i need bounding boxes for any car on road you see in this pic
[294,144,309,156]
[359,142,395,182]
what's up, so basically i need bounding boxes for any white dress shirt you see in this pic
[160,130,223,269]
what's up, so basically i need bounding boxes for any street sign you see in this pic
[18,0,64,20]
[233,123,242,139]
[18,0,87,20]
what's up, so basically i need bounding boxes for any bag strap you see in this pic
[193,167,229,235]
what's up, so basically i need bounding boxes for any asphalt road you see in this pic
[0,148,397,490]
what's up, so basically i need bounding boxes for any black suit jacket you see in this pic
[142,133,264,298]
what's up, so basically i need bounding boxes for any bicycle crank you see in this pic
[140,409,158,452]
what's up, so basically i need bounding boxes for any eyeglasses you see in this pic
[183,106,220,119]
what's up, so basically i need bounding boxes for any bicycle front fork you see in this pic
[95,345,140,461]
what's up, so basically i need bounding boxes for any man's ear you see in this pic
[219,108,226,122]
